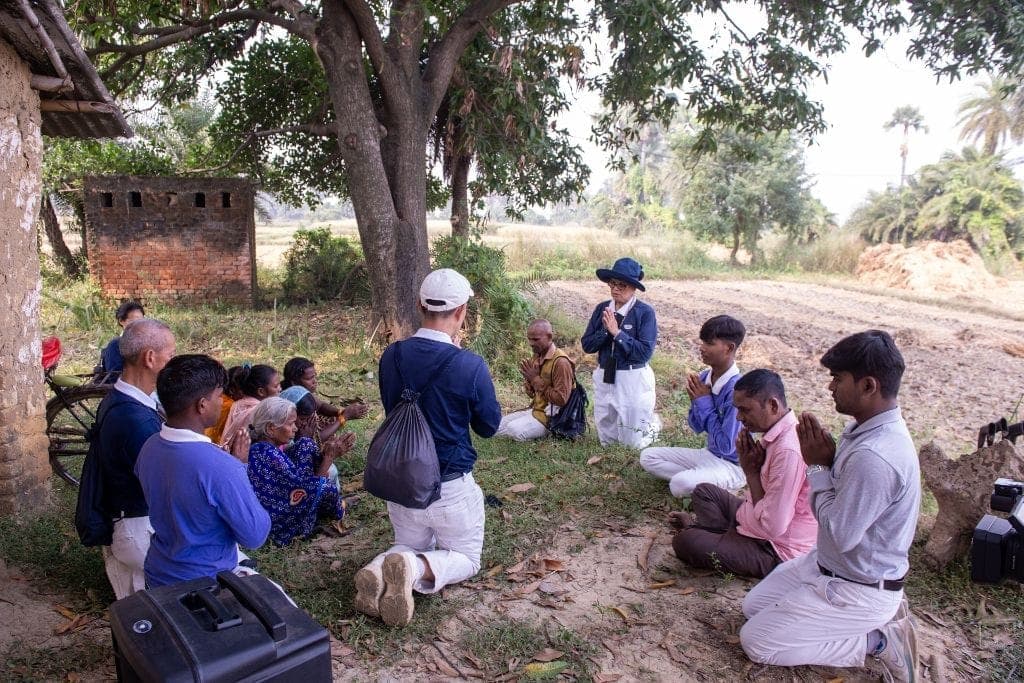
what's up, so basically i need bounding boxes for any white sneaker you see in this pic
[875,599,919,683]
[379,552,418,627]
[353,560,384,618]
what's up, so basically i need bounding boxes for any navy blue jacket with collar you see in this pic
[581,299,658,369]
[96,388,162,518]
[378,336,501,476]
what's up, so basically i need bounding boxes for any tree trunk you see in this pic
[39,193,82,278]
[730,223,741,265]
[318,2,429,341]
[449,151,472,238]
[919,439,1024,569]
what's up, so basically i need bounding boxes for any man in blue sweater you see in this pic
[136,354,270,587]
[94,318,174,599]
[354,268,501,627]
[641,315,746,496]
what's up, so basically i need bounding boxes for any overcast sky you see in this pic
[563,14,1023,224]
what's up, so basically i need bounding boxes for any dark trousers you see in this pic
[672,483,779,579]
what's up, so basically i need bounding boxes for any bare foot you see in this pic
[668,511,695,529]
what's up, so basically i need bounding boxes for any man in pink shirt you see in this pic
[671,369,817,578]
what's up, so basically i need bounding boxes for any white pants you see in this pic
[103,516,153,600]
[592,366,660,449]
[497,410,548,441]
[741,550,902,668]
[639,446,746,497]
[369,472,485,594]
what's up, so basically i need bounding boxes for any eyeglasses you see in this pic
[608,280,630,290]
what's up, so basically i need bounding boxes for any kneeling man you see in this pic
[740,331,920,682]
[496,319,574,441]
[671,369,816,578]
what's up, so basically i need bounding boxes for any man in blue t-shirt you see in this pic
[354,268,501,627]
[135,354,270,587]
[93,318,174,599]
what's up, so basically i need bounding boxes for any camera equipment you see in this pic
[971,478,1024,583]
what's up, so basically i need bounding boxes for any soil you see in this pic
[5,277,1023,681]
[855,240,1003,297]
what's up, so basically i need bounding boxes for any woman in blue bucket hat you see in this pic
[581,257,661,448]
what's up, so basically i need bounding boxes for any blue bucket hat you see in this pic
[596,257,646,292]
[280,385,311,405]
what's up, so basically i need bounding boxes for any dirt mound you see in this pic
[855,240,1000,295]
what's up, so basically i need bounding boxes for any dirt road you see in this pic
[542,279,1024,456]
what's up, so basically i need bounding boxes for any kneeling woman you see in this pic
[247,397,355,546]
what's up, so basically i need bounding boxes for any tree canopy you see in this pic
[65,0,1024,334]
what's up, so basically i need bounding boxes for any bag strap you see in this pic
[393,342,463,402]
[552,354,579,389]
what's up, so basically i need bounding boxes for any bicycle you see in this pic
[42,337,114,486]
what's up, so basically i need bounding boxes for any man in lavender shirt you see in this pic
[671,369,816,578]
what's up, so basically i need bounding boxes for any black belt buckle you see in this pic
[818,563,904,591]
[441,471,465,483]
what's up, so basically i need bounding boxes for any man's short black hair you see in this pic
[699,315,746,348]
[735,369,787,406]
[820,330,904,399]
[157,354,227,417]
[115,300,145,322]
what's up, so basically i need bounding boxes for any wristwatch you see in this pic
[806,464,831,477]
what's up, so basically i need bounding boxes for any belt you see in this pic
[116,510,148,520]
[441,470,468,482]
[603,363,647,371]
[818,564,905,591]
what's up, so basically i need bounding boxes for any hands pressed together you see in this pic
[601,308,620,337]
[736,428,766,474]
[342,402,369,421]
[518,358,540,382]
[796,412,836,467]
[685,372,711,400]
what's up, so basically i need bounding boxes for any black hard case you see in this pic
[109,572,331,682]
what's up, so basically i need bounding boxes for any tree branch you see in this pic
[422,0,521,125]
[188,123,339,174]
[87,7,315,58]
[341,0,402,94]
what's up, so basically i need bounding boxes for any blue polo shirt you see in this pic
[135,425,270,587]
[378,330,501,475]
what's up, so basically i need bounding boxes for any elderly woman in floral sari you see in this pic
[247,397,355,546]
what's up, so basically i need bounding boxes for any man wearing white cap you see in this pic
[354,268,502,627]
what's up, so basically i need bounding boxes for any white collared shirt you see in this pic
[613,296,636,317]
[413,327,456,346]
[114,378,158,411]
[160,424,213,443]
[705,363,740,395]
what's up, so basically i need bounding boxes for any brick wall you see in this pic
[0,38,51,515]
[83,176,256,305]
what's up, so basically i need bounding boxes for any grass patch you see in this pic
[461,618,596,680]
[4,637,113,682]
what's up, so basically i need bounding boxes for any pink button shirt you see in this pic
[734,410,818,561]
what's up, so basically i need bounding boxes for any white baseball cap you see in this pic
[419,268,474,312]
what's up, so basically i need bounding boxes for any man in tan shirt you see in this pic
[496,319,574,441]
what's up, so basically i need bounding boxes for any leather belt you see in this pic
[441,470,467,482]
[818,564,905,591]
[603,363,647,371]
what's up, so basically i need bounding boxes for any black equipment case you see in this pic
[109,571,331,682]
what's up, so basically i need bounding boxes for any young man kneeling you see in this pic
[671,369,816,578]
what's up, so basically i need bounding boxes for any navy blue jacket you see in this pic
[378,337,501,475]
[101,335,123,373]
[581,299,658,369]
[97,389,162,517]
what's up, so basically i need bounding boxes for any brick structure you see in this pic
[84,176,256,306]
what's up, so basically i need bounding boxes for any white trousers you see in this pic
[639,446,746,497]
[592,366,660,449]
[740,550,902,668]
[497,410,548,441]
[369,472,485,594]
[103,516,153,600]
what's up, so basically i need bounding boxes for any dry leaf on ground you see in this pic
[484,564,504,578]
[587,455,604,465]
[542,558,566,571]
[506,483,536,494]
[593,674,623,683]
[532,648,564,662]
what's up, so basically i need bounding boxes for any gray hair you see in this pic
[119,318,173,365]
[250,397,296,440]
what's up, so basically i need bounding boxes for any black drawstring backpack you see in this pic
[547,359,588,440]
[75,402,114,547]
[363,344,462,509]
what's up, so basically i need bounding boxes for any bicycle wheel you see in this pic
[46,385,110,486]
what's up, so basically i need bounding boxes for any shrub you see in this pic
[431,236,533,359]
[281,228,370,304]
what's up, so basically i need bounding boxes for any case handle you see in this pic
[188,588,242,631]
[216,571,287,641]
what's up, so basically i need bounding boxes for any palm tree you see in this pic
[956,77,1022,155]
[884,106,928,188]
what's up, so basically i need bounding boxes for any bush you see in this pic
[763,231,867,274]
[281,228,370,304]
[430,236,533,359]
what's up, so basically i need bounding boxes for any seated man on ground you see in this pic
[740,331,921,682]
[93,318,175,599]
[247,396,353,546]
[496,319,574,441]
[671,369,816,579]
[135,354,271,587]
[640,315,746,496]
[96,300,145,382]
